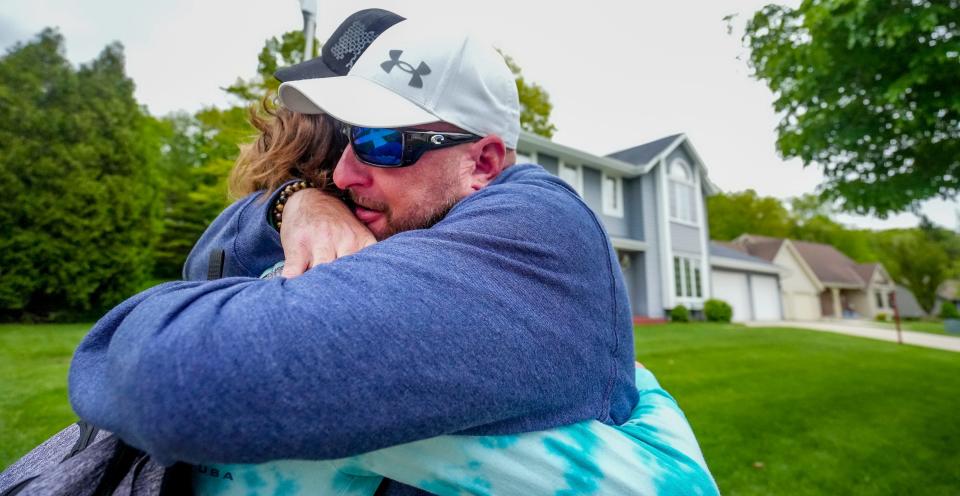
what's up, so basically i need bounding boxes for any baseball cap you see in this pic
[273,8,405,82]
[277,20,521,148]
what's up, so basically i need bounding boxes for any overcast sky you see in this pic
[3,0,958,231]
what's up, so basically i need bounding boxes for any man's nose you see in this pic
[333,145,371,191]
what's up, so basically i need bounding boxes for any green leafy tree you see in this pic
[741,0,960,216]
[706,189,793,240]
[499,51,557,139]
[876,228,950,312]
[224,30,318,104]
[0,29,162,320]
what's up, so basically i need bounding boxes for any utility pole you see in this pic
[891,291,903,345]
[300,0,317,60]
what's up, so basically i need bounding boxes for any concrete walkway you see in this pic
[743,320,960,353]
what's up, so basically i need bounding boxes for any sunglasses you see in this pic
[345,125,482,168]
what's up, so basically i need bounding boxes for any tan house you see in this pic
[725,234,897,320]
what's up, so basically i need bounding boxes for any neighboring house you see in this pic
[933,279,960,316]
[716,236,822,320]
[516,131,717,319]
[894,284,927,319]
[728,234,900,320]
[708,242,783,321]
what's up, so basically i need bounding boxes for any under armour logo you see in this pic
[380,50,431,88]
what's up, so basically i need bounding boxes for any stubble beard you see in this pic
[350,180,463,241]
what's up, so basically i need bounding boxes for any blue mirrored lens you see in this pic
[351,127,403,166]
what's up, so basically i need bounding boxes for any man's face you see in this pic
[332,123,475,240]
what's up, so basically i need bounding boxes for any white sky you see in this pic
[3,0,958,231]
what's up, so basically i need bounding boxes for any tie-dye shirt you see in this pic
[193,368,718,495]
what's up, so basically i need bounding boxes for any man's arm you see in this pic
[181,185,373,281]
[69,173,638,465]
[193,368,718,495]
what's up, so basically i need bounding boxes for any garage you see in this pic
[710,242,784,322]
[750,275,781,321]
[712,270,752,321]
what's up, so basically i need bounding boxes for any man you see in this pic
[68,17,653,492]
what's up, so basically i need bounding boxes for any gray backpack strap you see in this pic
[1,422,107,496]
[206,249,225,280]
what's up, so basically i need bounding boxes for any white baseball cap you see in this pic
[278,19,521,148]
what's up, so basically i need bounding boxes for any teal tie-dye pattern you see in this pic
[192,369,719,495]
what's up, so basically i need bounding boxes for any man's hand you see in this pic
[279,188,376,277]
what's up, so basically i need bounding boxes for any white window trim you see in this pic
[558,160,583,196]
[601,172,624,218]
[669,159,699,226]
[673,254,705,304]
[517,149,536,165]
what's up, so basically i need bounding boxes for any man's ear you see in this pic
[468,135,507,191]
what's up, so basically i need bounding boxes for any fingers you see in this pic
[281,256,310,278]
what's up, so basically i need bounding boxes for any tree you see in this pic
[741,1,960,216]
[876,228,949,312]
[499,51,557,139]
[0,29,162,320]
[224,30,318,105]
[706,189,792,240]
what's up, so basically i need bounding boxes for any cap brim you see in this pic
[274,57,340,83]
[278,76,439,128]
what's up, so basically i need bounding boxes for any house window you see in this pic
[558,161,583,195]
[875,291,885,309]
[673,255,703,299]
[669,159,697,224]
[602,173,624,217]
[516,150,534,164]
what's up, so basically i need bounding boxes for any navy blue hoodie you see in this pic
[68,164,638,466]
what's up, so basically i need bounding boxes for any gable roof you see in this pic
[606,134,683,166]
[853,263,878,283]
[731,234,877,288]
[790,240,866,287]
[726,234,785,262]
[709,241,783,275]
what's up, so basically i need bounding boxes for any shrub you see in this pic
[875,312,889,322]
[941,303,960,320]
[670,305,690,323]
[704,299,733,322]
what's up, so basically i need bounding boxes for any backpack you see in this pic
[0,421,192,496]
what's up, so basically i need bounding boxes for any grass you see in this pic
[876,319,952,336]
[2,322,959,494]
[0,323,89,468]
[636,323,960,495]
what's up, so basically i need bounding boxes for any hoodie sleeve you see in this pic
[68,169,638,466]
[181,189,286,281]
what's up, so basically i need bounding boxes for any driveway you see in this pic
[744,320,960,353]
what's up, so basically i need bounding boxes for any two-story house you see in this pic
[516,131,729,319]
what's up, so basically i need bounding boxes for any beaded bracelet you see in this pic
[272,180,314,231]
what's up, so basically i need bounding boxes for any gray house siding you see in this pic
[641,172,664,317]
[620,252,647,316]
[582,168,631,238]
[670,223,702,254]
[625,177,644,241]
[534,151,559,176]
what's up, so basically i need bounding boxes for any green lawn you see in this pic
[0,323,89,467]
[877,319,952,335]
[636,323,960,495]
[2,322,959,494]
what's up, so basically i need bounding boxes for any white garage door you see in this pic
[712,271,751,322]
[750,275,781,321]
